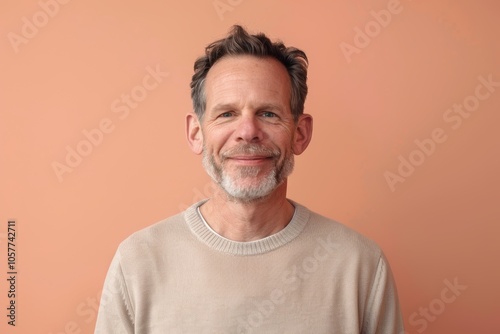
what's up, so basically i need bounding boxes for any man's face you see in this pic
[200,55,297,202]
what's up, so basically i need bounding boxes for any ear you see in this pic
[292,113,313,155]
[186,113,203,155]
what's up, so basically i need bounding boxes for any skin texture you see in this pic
[186,55,313,241]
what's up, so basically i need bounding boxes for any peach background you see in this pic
[1,0,499,333]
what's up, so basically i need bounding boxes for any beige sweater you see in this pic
[95,200,404,333]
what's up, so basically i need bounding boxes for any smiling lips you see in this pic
[221,144,279,165]
[226,155,272,165]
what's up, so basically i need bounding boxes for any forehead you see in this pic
[204,55,291,110]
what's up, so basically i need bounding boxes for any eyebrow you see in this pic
[210,103,285,113]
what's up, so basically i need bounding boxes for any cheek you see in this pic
[202,125,221,145]
[203,132,229,155]
[214,126,240,147]
[272,128,295,148]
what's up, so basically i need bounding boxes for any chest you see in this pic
[130,250,364,333]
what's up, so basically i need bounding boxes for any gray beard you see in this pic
[202,144,294,203]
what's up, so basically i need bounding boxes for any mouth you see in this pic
[221,144,279,166]
[226,155,273,165]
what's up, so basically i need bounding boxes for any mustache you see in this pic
[221,144,280,159]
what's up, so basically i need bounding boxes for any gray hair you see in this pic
[190,25,308,122]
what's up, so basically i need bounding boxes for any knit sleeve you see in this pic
[94,250,135,334]
[361,253,405,334]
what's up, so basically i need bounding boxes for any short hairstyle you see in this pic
[190,25,308,122]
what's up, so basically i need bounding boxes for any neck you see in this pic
[199,181,295,242]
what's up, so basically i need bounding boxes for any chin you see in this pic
[220,174,288,203]
[224,190,274,204]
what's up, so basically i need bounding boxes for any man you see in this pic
[95,25,404,333]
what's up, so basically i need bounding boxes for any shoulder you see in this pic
[295,202,383,263]
[115,211,189,260]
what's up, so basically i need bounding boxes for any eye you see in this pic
[261,111,277,118]
[219,111,233,118]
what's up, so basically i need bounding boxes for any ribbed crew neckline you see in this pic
[184,199,310,256]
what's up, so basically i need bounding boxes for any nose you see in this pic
[235,114,263,143]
